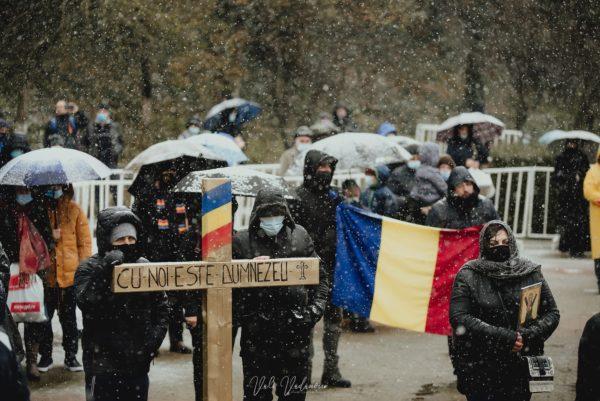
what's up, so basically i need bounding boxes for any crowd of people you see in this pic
[1,98,600,401]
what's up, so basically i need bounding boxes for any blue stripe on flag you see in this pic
[332,203,382,318]
[202,181,232,214]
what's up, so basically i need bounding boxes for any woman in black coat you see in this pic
[450,220,560,401]
[552,139,590,257]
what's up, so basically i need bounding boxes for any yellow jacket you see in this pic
[584,151,600,259]
[47,194,92,288]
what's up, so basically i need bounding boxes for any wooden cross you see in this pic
[112,178,320,401]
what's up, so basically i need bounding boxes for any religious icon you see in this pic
[519,282,542,328]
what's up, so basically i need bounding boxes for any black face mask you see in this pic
[112,244,141,263]
[313,171,333,188]
[484,245,511,262]
[452,192,478,211]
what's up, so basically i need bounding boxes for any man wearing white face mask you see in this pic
[277,126,313,176]
[233,188,329,400]
[178,116,203,139]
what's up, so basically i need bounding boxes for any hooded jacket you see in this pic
[450,221,559,396]
[289,150,341,274]
[46,186,92,288]
[409,143,447,206]
[360,165,398,217]
[74,206,169,376]
[233,189,328,357]
[426,167,499,228]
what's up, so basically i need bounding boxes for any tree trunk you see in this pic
[140,55,153,132]
[15,84,30,123]
[464,50,485,112]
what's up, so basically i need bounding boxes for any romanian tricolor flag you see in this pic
[332,204,481,335]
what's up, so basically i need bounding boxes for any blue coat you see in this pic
[360,165,398,217]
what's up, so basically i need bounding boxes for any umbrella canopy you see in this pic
[436,112,505,143]
[289,132,411,172]
[0,147,111,186]
[124,139,224,173]
[173,166,294,199]
[387,135,422,148]
[203,98,262,132]
[183,133,248,166]
[538,130,600,145]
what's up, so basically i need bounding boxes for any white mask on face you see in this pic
[296,142,311,152]
[364,175,377,188]
[459,133,469,140]
[259,216,285,237]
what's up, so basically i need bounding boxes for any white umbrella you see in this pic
[125,140,224,173]
[469,168,495,198]
[387,135,422,148]
[538,130,600,145]
[436,112,505,143]
[174,166,293,199]
[0,147,111,186]
[183,134,248,166]
[288,132,411,173]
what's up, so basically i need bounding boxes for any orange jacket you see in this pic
[47,193,92,288]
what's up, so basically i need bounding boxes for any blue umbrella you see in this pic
[0,147,111,186]
[183,133,248,166]
[203,98,262,132]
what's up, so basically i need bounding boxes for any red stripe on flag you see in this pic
[202,222,233,258]
[424,226,481,335]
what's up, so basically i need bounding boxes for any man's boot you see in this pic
[26,342,41,381]
[321,322,351,388]
[594,259,600,293]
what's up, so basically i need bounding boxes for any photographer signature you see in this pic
[249,375,327,396]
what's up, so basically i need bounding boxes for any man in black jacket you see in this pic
[576,312,600,401]
[234,188,329,400]
[132,166,199,354]
[74,206,169,401]
[289,150,351,388]
[426,166,499,229]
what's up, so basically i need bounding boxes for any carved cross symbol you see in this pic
[296,261,309,280]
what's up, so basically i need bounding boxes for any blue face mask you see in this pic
[16,193,33,206]
[10,149,24,158]
[95,113,109,124]
[45,188,63,199]
[259,216,285,237]
[440,170,451,181]
[407,160,421,170]
[188,126,200,135]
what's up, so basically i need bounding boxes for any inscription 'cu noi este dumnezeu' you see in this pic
[112,258,320,293]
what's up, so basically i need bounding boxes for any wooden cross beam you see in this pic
[112,178,319,401]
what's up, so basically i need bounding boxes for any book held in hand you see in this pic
[518,282,542,328]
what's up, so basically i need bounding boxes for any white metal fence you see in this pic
[72,165,556,239]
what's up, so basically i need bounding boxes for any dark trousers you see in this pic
[242,352,309,401]
[39,286,78,359]
[594,259,600,289]
[90,373,149,401]
[168,293,185,345]
[191,322,203,401]
[322,301,343,375]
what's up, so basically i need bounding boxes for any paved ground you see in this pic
[29,240,596,401]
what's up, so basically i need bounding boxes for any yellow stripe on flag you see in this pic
[202,202,232,234]
[370,219,440,331]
